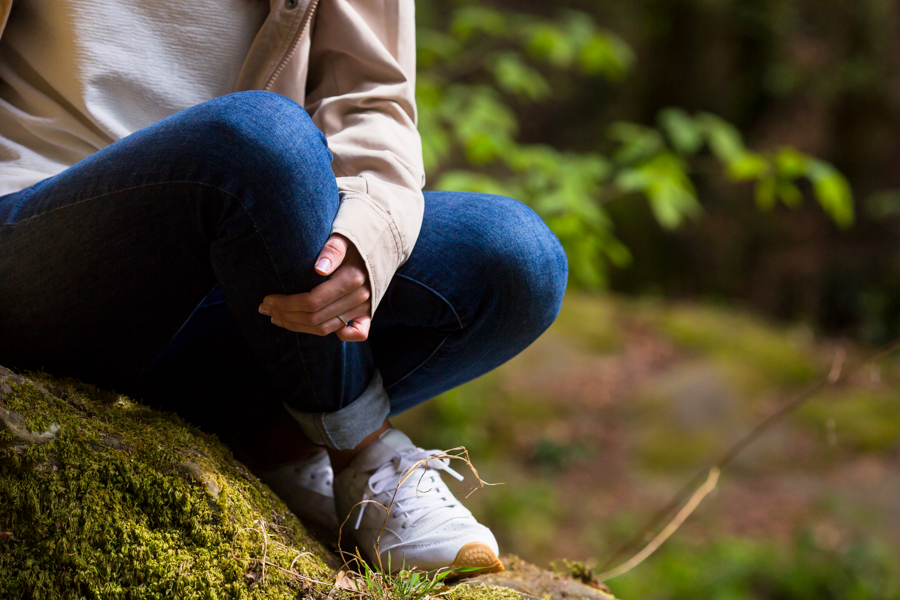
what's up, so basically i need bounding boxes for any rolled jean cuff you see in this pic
[283,370,390,450]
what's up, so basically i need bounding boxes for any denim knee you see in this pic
[473,195,568,333]
[162,91,339,260]
[189,91,333,192]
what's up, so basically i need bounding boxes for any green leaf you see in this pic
[616,153,700,229]
[416,29,463,69]
[777,181,803,208]
[524,23,577,67]
[434,171,509,196]
[806,160,855,227]
[658,108,704,155]
[609,122,665,164]
[614,168,652,192]
[774,147,809,179]
[604,237,633,268]
[698,113,747,164]
[579,33,635,80]
[728,153,771,181]
[487,52,552,101]
[450,6,508,41]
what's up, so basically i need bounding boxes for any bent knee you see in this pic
[175,91,331,183]
[479,196,569,329]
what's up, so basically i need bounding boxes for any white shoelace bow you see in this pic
[353,449,465,530]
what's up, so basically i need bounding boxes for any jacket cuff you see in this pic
[330,177,423,315]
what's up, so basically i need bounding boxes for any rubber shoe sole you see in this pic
[448,542,504,579]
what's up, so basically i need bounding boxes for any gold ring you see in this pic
[337,314,349,327]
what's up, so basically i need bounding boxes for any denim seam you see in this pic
[392,273,464,329]
[380,273,463,392]
[3,188,37,225]
[5,180,238,225]
[384,333,451,392]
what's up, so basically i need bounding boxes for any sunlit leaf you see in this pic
[434,171,509,196]
[774,148,808,179]
[524,23,577,67]
[777,181,803,208]
[614,168,652,192]
[698,113,747,164]
[806,160,855,227]
[488,52,552,100]
[604,237,633,268]
[416,29,463,69]
[728,153,771,181]
[609,122,665,164]
[579,33,635,80]
[659,108,704,155]
[450,6,508,41]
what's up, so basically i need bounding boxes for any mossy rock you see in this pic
[0,365,338,599]
[0,366,616,600]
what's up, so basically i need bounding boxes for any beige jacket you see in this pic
[0,0,425,314]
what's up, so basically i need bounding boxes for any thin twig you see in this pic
[599,337,900,574]
[596,468,719,581]
[259,520,268,584]
[230,519,330,587]
[230,556,332,586]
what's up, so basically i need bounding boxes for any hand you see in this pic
[259,234,372,342]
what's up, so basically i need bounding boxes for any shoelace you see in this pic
[354,449,465,530]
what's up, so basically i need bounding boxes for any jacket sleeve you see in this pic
[304,0,424,315]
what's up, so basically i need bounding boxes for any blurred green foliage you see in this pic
[415,1,854,287]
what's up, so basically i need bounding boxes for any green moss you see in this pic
[652,304,819,386]
[449,582,523,600]
[632,421,722,471]
[1,374,334,600]
[549,294,624,353]
[796,388,900,452]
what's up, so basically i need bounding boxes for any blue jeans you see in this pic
[0,92,567,449]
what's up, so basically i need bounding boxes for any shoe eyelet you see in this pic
[286,0,299,8]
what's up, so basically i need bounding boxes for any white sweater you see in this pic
[0,0,268,195]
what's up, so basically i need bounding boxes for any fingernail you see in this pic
[271,318,283,327]
[315,257,331,273]
[264,299,275,307]
[258,305,270,316]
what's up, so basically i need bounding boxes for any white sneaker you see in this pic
[255,450,339,531]
[334,429,503,574]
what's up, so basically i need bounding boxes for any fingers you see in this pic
[263,266,366,313]
[315,234,349,276]
[259,233,371,339]
[336,315,371,342]
[262,286,371,332]
[267,302,370,336]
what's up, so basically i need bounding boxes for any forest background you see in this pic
[394,1,900,598]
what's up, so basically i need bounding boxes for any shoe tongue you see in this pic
[350,429,417,473]
[378,429,416,454]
